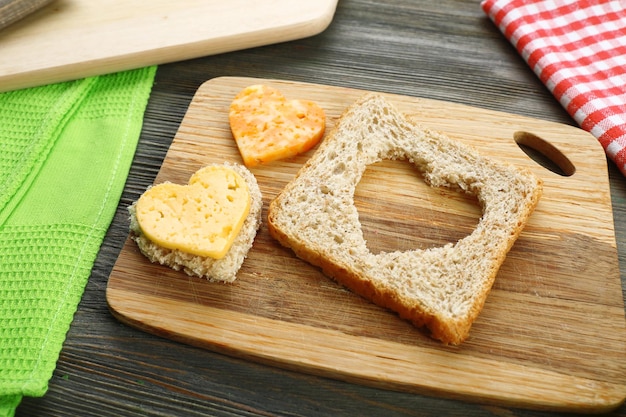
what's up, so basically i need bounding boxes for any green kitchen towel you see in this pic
[0,66,157,417]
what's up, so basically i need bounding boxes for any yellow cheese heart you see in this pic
[229,84,325,167]
[135,165,251,259]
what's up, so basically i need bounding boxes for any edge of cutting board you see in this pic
[107,76,626,413]
[0,0,338,92]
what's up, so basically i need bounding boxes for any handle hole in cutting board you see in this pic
[514,131,575,177]
[354,159,482,254]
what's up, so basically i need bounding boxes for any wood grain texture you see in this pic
[0,0,338,92]
[107,77,626,413]
[0,0,53,30]
[15,0,626,415]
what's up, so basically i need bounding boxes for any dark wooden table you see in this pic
[17,0,626,415]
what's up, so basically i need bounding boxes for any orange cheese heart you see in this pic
[229,85,325,167]
[135,165,251,259]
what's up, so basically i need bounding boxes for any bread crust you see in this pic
[267,93,543,345]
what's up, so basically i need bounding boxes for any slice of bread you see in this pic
[129,162,263,283]
[267,93,543,344]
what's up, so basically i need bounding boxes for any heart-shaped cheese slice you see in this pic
[229,84,325,167]
[135,165,251,259]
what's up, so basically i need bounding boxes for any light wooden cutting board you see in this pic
[0,0,338,92]
[107,77,626,413]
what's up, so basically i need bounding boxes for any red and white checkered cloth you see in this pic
[481,0,626,176]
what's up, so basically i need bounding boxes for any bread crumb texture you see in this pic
[229,84,325,167]
[130,163,263,283]
[267,93,543,344]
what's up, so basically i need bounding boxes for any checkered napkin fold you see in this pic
[0,67,156,417]
[481,0,626,176]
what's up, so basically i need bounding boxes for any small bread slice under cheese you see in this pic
[267,93,543,345]
[129,162,262,283]
[229,84,325,167]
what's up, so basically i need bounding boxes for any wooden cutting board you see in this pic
[106,77,626,413]
[0,0,338,92]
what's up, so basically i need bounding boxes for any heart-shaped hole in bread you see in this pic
[229,85,325,167]
[355,159,482,254]
[135,165,251,259]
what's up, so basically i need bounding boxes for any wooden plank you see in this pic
[107,77,626,413]
[0,0,338,92]
[0,0,54,30]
